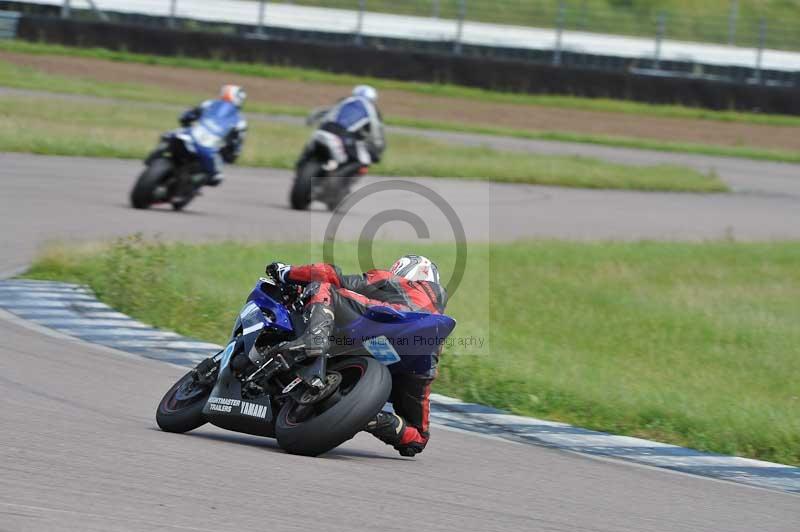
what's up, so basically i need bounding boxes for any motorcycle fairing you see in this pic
[310,130,348,165]
[334,307,456,375]
[201,280,293,436]
[180,100,243,175]
[202,278,455,435]
[203,358,277,437]
[229,280,294,358]
[243,281,455,375]
[245,280,295,332]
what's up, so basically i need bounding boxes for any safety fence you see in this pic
[5,1,799,87]
[281,1,800,52]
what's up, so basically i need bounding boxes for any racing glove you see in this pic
[179,107,201,127]
[266,262,291,283]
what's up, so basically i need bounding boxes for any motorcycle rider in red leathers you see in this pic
[267,255,447,457]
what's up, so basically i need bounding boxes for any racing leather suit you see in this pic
[306,96,386,173]
[179,99,248,184]
[280,263,446,456]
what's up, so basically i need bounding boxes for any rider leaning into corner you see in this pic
[266,255,446,457]
[305,84,386,176]
[177,84,248,187]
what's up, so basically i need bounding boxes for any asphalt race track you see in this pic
[3,152,800,278]
[1,152,799,531]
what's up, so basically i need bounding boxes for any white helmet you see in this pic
[220,84,247,108]
[390,255,439,283]
[352,84,378,103]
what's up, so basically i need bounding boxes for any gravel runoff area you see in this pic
[2,50,800,152]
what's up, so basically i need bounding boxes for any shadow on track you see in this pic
[152,427,408,461]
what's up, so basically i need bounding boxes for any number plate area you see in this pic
[363,336,401,365]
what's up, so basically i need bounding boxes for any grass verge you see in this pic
[4,39,800,128]
[0,95,726,192]
[25,237,800,466]
[1,51,799,164]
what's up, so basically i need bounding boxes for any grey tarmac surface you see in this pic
[1,313,798,532]
[0,151,799,531]
[2,152,800,279]
[3,86,800,198]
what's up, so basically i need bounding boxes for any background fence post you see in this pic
[85,0,108,21]
[755,18,766,84]
[654,12,666,70]
[168,0,177,28]
[61,0,70,18]
[354,0,365,45]
[257,0,267,36]
[432,0,440,19]
[553,1,565,66]
[453,0,465,54]
[727,0,738,45]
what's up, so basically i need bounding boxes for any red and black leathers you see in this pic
[285,263,447,455]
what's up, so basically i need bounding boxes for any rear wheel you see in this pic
[276,356,391,456]
[290,160,320,210]
[131,158,173,209]
[156,369,214,433]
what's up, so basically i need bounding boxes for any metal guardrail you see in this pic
[0,9,20,38]
[257,0,800,53]
[7,1,800,86]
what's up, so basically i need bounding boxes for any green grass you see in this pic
[2,46,800,164]
[4,39,800,128]
[25,237,800,466]
[392,117,800,164]
[0,95,726,191]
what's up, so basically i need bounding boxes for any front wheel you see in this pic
[290,160,320,210]
[156,369,214,433]
[276,356,391,456]
[131,157,173,209]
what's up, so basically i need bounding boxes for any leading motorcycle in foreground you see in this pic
[156,273,456,456]
[130,110,235,211]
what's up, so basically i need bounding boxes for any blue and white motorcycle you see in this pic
[130,104,238,211]
[155,272,456,456]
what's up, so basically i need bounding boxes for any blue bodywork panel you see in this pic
[241,279,455,375]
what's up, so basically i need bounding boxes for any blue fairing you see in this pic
[339,307,456,375]
[200,100,242,134]
[176,100,242,174]
[246,284,294,334]
[240,279,456,376]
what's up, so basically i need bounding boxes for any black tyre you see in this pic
[325,187,344,212]
[156,370,213,433]
[276,356,391,456]
[131,158,173,209]
[325,183,349,212]
[289,160,319,210]
[171,196,194,211]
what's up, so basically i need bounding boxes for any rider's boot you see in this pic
[206,171,224,187]
[281,303,334,359]
[364,412,427,457]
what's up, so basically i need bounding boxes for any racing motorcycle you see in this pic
[289,130,370,212]
[130,108,236,211]
[155,272,456,456]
